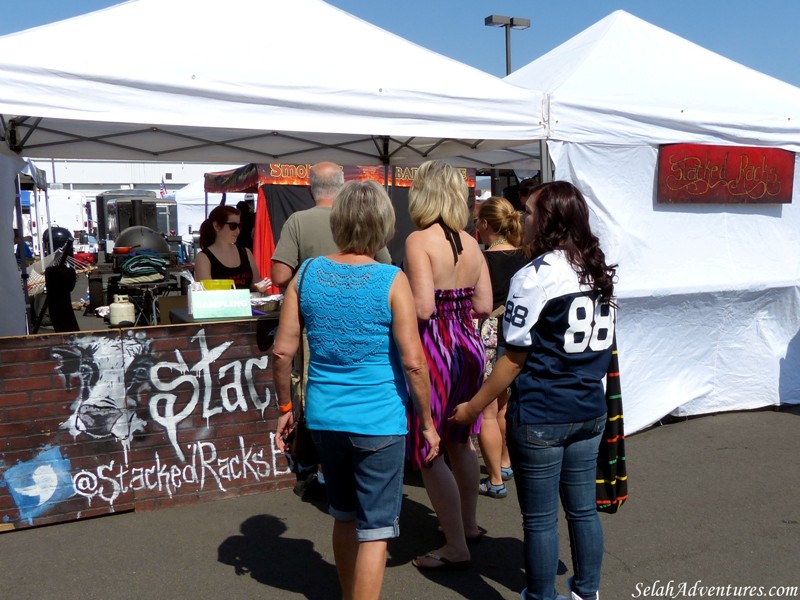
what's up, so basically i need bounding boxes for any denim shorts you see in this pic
[310,430,405,542]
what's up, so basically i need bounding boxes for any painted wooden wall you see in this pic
[0,318,293,531]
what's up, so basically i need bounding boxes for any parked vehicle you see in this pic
[96,190,178,262]
[75,232,99,263]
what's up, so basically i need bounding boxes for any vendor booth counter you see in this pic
[0,314,291,532]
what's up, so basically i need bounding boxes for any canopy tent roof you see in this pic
[505,10,800,150]
[0,0,544,166]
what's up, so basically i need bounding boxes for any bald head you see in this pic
[309,162,344,204]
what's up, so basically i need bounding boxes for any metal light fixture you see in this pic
[484,14,530,75]
[484,14,551,186]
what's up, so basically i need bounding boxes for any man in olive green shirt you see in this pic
[271,161,391,288]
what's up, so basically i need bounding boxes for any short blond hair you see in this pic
[331,180,395,255]
[408,160,469,230]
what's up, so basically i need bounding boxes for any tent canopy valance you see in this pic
[204,164,274,195]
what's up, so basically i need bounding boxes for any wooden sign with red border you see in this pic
[393,166,476,188]
[657,144,795,204]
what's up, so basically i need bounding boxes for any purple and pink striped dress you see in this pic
[407,286,485,469]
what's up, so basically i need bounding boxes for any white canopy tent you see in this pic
[0,0,545,336]
[170,178,247,242]
[0,0,543,164]
[503,10,800,432]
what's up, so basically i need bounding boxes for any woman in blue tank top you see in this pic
[273,180,439,600]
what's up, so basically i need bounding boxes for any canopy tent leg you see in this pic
[13,174,33,333]
[539,139,553,182]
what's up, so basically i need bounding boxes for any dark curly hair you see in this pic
[527,181,617,302]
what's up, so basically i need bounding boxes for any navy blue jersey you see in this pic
[503,250,616,424]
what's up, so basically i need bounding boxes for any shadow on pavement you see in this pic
[388,492,521,599]
[218,514,339,599]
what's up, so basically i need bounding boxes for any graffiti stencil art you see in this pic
[53,331,153,461]
[2,447,74,524]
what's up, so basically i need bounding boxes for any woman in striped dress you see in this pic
[404,160,493,572]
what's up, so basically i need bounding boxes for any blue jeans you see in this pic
[310,430,405,542]
[507,415,606,600]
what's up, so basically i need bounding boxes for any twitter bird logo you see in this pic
[2,447,74,524]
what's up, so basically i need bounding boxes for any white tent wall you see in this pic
[0,145,27,337]
[549,142,800,434]
[552,143,800,297]
[172,178,246,242]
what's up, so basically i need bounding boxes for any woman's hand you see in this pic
[272,271,301,446]
[254,277,272,293]
[450,400,481,425]
[275,411,295,453]
[451,351,524,426]
[420,426,441,464]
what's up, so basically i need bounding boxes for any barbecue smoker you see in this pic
[96,190,177,260]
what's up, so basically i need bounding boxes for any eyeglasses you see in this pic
[224,222,241,231]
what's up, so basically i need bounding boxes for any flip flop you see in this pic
[412,552,472,572]
[436,524,486,543]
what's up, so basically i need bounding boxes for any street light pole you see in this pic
[484,14,530,75]
[484,14,545,191]
[484,14,552,182]
[503,23,511,76]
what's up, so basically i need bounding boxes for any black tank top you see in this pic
[483,248,530,309]
[201,246,253,290]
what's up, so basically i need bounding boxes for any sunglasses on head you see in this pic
[224,222,241,231]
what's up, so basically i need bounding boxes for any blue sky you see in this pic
[2,0,799,86]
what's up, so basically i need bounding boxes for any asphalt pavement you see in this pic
[1,406,798,600]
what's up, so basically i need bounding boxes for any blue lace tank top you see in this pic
[297,257,408,435]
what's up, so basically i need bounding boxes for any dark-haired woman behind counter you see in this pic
[194,204,270,291]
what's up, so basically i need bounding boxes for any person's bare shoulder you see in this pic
[406,227,441,245]
[460,230,481,250]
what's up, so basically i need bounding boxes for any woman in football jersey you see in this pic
[452,181,617,600]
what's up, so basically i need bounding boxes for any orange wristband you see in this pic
[278,401,293,414]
